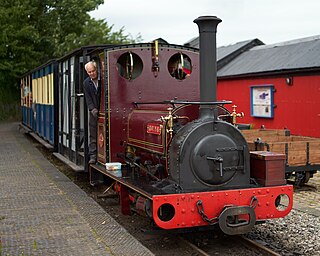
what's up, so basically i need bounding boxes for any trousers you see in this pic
[89,112,97,159]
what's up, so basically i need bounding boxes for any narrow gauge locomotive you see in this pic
[20,16,293,235]
[88,16,293,235]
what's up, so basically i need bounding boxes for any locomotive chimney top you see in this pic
[194,16,222,119]
[194,16,222,33]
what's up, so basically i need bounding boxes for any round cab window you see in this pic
[117,52,143,80]
[168,53,192,80]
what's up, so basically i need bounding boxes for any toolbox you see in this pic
[250,151,286,186]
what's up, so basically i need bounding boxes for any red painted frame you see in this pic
[152,185,293,229]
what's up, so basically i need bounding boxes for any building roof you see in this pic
[216,39,264,70]
[217,35,320,78]
[184,37,264,69]
[184,37,199,48]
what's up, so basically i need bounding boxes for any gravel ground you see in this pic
[245,209,320,255]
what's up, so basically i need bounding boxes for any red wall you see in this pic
[217,75,320,137]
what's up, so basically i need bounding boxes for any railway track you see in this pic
[34,138,320,256]
[180,232,282,256]
[237,236,282,256]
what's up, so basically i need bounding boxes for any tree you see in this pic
[0,0,42,75]
[34,0,105,58]
[0,0,142,120]
[55,17,142,56]
[0,0,141,78]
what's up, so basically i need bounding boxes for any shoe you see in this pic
[89,158,96,164]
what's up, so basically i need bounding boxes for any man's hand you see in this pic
[91,108,98,117]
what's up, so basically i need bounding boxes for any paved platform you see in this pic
[0,122,154,256]
[293,171,320,217]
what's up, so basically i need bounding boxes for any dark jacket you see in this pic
[83,77,100,111]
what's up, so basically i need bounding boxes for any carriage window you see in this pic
[117,52,143,80]
[168,53,192,80]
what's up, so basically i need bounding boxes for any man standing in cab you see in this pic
[83,61,100,164]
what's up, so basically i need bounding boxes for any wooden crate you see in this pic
[250,151,286,186]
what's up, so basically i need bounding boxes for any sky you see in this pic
[90,0,320,47]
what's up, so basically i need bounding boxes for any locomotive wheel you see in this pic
[294,171,311,186]
[304,171,311,183]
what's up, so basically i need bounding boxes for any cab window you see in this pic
[168,53,192,80]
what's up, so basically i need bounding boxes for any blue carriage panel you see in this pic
[39,105,43,137]
[28,107,33,128]
[42,104,47,139]
[42,104,46,138]
[22,106,25,124]
[24,106,30,128]
[23,106,27,126]
[22,106,26,125]
[45,105,49,141]
[31,106,35,131]
[36,104,41,135]
[49,105,54,144]
[46,105,52,143]
[45,65,52,76]
[35,104,39,134]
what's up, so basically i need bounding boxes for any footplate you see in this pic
[218,206,256,235]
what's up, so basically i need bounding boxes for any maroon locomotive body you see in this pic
[89,16,293,235]
[96,43,200,164]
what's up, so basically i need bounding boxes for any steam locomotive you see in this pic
[20,16,293,235]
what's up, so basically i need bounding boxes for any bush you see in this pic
[0,82,21,121]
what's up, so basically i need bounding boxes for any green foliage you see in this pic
[0,72,20,121]
[0,0,142,120]
[55,17,142,56]
[0,0,41,76]
[0,0,142,81]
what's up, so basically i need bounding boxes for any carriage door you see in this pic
[76,56,86,170]
[57,56,85,171]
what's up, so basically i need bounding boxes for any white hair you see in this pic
[84,61,97,71]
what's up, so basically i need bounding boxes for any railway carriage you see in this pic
[21,46,107,171]
[20,16,293,235]
[21,61,57,146]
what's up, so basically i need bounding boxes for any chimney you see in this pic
[193,16,222,119]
